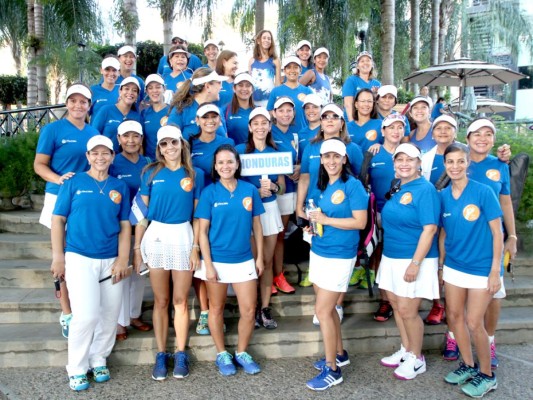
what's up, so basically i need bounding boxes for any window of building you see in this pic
[518,66,533,90]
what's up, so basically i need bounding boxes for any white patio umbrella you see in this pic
[404,59,526,111]
[450,97,516,114]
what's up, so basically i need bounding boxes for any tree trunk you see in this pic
[255,0,265,34]
[26,0,37,106]
[158,0,176,54]
[34,1,46,104]
[438,0,454,64]
[123,0,138,73]
[409,0,420,94]
[381,0,395,85]
[430,0,441,99]
[163,20,173,54]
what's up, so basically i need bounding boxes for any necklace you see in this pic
[91,176,109,195]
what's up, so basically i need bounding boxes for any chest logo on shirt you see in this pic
[242,197,253,211]
[297,93,306,101]
[180,177,193,192]
[399,192,412,205]
[463,204,480,221]
[366,130,378,141]
[61,139,77,144]
[331,190,345,205]
[160,116,168,126]
[109,190,122,204]
[486,169,500,181]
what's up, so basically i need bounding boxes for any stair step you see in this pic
[2,275,532,324]
[1,306,531,368]
[0,211,48,235]
[0,233,51,259]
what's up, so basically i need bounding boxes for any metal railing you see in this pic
[0,104,67,137]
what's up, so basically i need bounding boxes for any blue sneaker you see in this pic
[313,349,350,370]
[490,341,499,370]
[461,372,497,398]
[69,374,89,391]
[306,365,343,391]
[152,352,169,381]
[234,352,261,374]
[173,351,190,378]
[60,312,72,339]
[91,366,110,383]
[443,332,459,361]
[215,351,237,376]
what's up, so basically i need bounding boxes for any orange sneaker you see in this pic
[273,272,296,294]
[271,284,278,295]
[425,303,445,325]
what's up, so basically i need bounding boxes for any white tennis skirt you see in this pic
[376,255,440,300]
[443,266,506,299]
[39,193,57,229]
[194,259,257,284]
[261,201,284,236]
[141,221,193,270]
[309,251,357,293]
[276,192,296,216]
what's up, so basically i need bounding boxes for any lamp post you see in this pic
[357,19,369,53]
[77,42,86,83]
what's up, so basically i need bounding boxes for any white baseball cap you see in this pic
[120,76,141,90]
[273,96,295,109]
[378,85,398,98]
[467,118,497,137]
[302,93,323,107]
[157,125,182,144]
[313,47,329,58]
[432,114,457,130]
[382,113,406,128]
[192,71,228,86]
[410,96,433,109]
[320,139,346,157]
[356,51,373,63]
[249,107,271,122]
[145,74,165,87]
[234,72,254,86]
[66,84,92,101]
[196,103,221,118]
[87,135,114,152]
[393,143,422,160]
[101,57,120,70]
[282,55,302,69]
[117,45,136,57]
[169,48,190,58]
[203,39,219,49]
[118,120,143,136]
[296,40,312,50]
[320,103,344,118]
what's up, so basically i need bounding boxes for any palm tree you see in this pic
[147,0,178,54]
[0,0,27,74]
[409,0,420,93]
[381,0,395,85]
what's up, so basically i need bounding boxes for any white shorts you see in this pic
[376,255,440,300]
[443,266,506,299]
[260,201,284,236]
[309,251,356,293]
[276,192,296,216]
[194,259,258,284]
[39,192,57,229]
[141,221,193,270]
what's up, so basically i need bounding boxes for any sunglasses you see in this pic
[159,138,180,148]
[321,114,342,121]
[385,179,401,200]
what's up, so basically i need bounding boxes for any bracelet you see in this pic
[508,234,518,240]
[133,246,141,250]
[438,267,443,271]
[412,260,421,267]
[192,244,200,249]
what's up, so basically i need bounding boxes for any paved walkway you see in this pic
[1,344,532,399]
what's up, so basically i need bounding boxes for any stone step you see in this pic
[0,233,51,260]
[0,211,48,235]
[2,275,532,324]
[0,306,531,368]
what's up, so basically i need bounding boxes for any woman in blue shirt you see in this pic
[248,29,281,107]
[304,138,367,391]
[439,143,502,397]
[347,89,382,152]
[163,46,193,95]
[109,120,152,341]
[295,40,313,76]
[91,77,142,152]
[299,47,332,105]
[225,72,255,145]
[377,143,440,381]
[236,107,285,330]
[90,57,120,117]
[134,125,203,381]
[141,74,169,160]
[297,93,322,162]
[51,135,131,391]
[195,144,265,376]
[408,96,435,153]
[215,50,239,108]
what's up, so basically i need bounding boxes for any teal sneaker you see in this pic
[69,374,89,391]
[444,362,478,385]
[196,311,210,335]
[91,366,110,383]
[60,312,72,339]
[215,351,237,376]
[461,372,497,398]
[234,351,261,374]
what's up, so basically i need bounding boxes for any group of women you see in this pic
[34,32,516,399]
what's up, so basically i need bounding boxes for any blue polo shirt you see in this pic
[298,125,320,158]
[90,105,141,152]
[141,105,170,160]
[167,101,227,140]
[267,84,312,130]
[89,84,119,117]
[271,124,299,194]
[191,135,235,186]
[225,106,253,145]
[163,70,193,94]
[109,153,150,204]
[410,128,436,154]
[468,155,510,197]
[368,147,395,212]
[342,75,381,97]
[217,80,234,109]
[347,119,383,152]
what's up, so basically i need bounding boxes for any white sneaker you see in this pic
[335,305,344,324]
[312,314,320,326]
[393,352,426,380]
[380,345,406,368]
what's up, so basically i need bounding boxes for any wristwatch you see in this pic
[412,260,421,267]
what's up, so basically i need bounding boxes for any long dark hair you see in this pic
[168,67,213,113]
[230,75,255,114]
[245,117,276,153]
[317,140,353,191]
[253,29,278,60]
[188,102,220,147]
[353,88,378,121]
[211,144,241,182]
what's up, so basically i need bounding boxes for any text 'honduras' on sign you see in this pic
[240,152,294,177]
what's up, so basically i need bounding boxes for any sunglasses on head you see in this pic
[321,114,341,121]
[159,138,180,148]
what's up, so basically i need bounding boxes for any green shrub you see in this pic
[0,75,28,106]
[397,87,415,104]
[0,132,43,197]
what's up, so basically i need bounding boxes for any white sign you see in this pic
[240,152,294,177]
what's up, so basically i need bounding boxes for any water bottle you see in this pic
[306,199,323,237]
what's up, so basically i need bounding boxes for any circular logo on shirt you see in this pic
[399,192,412,205]
[109,190,122,204]
[160,116,168,126]
[242,197,253,211]
[366,130,378,141]
[463,204,480,221]
[331,190,345,205]
[180,177,193,192]
[297,93,306,102]
[486,169,500,181]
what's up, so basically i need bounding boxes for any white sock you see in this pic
[448,331,455,340]
[489,335,495,344]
